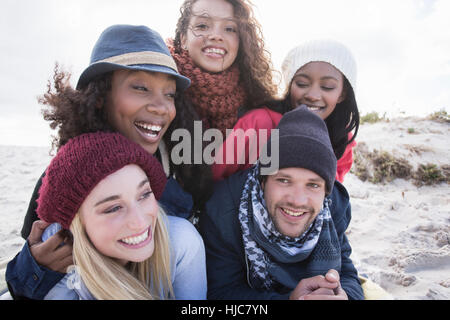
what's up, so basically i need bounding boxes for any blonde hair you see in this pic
[70,208,173,300]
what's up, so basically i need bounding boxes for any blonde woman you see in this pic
[36,132,206,300]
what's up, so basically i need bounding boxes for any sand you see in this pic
[344,116,450,300]
[0,145,52,291]
[0,115,449,299]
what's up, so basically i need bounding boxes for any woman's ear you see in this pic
[180,34,187,50]
[337,86,347,103]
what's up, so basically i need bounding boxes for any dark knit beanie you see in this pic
[37,132,167,230]
[261,106,337,193]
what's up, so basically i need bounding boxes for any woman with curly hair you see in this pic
[169,0,278,136]
[6,24,208,300]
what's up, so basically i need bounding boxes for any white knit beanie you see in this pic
[281,39,357,92]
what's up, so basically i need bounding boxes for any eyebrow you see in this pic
[293,74,339,82]
[191,13,237,23]
[308,178,325,184]
[273,172,292,180]
[138,178,150,189]
[94,178,150,207]
[274,172,324,184]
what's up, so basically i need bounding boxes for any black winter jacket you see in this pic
[198,169,364,300]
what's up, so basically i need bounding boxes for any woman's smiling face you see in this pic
[181,0,240,73]
[289,61,346,120]
[79,164,159,266]
[105,70,177,155]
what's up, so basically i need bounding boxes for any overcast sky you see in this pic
[1,0,449,146]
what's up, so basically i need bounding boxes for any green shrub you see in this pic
[351,143,412,183]
[360,112,388,124]
[370,150,413,183]
[351,144,449,186]
[414,164,448,186]
[428,109,449,123]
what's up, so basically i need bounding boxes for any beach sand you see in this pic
[345,116,450,300]
[0,116,449,299]
[0,144,52,292]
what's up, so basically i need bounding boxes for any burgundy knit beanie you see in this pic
[37,132,167,230]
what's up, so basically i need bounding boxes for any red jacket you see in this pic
[212,107,356,183]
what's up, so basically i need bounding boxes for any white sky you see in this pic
[0,0,449,146]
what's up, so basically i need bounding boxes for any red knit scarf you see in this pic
[168,42,247,136]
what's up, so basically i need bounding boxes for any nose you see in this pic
[287,185,309,208]
[145,93,169,116]
[304,85,321,102]
[126,205,147,231]
[207,25,224,41]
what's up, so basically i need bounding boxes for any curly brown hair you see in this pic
[39,64,113,152]
[173,0,278,108]
[39,64,213,208]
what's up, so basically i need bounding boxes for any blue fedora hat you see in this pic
[76,24,190,91]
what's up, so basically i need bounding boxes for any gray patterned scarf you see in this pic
[238,164,332,290]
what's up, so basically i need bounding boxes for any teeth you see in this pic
[135,122,162,132]
[306,105,324,111]
[204,47,225,55]
[120,229,149,245]
[283,208,306,217]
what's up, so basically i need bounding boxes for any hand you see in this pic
[304,284,348,300]
[28,220,73,273]
[289,269,348,300]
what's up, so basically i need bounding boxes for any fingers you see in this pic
[325,269,348,297]
[27,220,51,246]
[333,284,348,299]
[27,221,74,273]
[43,230,68,252]
[301,285,348,300]
[308,274,339,290]
[301,293,348,300]
[32,242,74,273]
[51,252,74,273]
[325,269,340,283]
[291,270,346,300]
[291,273,339,299]
[299,285,348,300]
[30,233,74,272]
[309,287,336,296]
[293,270,348,300]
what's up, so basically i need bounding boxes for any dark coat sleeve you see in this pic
[198,171,289,300]
[330,182,364,300]
[6,241,65,299]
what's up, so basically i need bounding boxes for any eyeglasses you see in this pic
[188,14,239,38]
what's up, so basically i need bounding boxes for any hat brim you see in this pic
[76,62,191,92]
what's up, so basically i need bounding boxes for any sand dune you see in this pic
[345,116,449,299]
